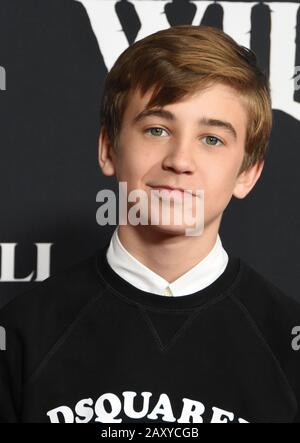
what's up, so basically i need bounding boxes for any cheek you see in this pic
[115,152,148,186]
[207,155,240,188]
[202,166,237,210]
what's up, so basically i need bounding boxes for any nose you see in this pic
[161,139,196,174]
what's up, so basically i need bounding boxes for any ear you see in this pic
[98,126,116,176]
[233,160,265,199]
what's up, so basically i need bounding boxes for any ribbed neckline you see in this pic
[94,240,243,311]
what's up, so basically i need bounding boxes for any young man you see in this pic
[0,25,300,424]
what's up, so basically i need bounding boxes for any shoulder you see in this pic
[230,258,300,381]
[0,251,106,379]
[0,251,105,327]
[230,258,300,322]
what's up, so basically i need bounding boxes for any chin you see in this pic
[143,222,197,237]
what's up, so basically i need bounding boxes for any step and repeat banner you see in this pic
[0,0,300,308]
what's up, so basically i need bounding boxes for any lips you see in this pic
[149,185,196,198]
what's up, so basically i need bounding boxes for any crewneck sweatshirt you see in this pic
[0,241,299,423]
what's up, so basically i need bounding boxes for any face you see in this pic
[98,83,264,237]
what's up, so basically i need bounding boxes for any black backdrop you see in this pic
[1,0,300,309]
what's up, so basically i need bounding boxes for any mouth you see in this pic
[148,185,195,197]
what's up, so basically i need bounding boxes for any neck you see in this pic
[117,218,222,282]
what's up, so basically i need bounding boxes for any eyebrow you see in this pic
[133,108,238,141]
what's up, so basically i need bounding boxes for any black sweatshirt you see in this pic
[0,241,300,423]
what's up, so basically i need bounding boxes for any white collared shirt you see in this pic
[106,226,229,297]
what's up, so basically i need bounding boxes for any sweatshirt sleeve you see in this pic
[232,269,300,423]
[0,325,23,423]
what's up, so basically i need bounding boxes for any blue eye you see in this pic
[202,135,223,147]
[144,127,168,137]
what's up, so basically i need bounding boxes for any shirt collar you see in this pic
[106,226,229,297]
